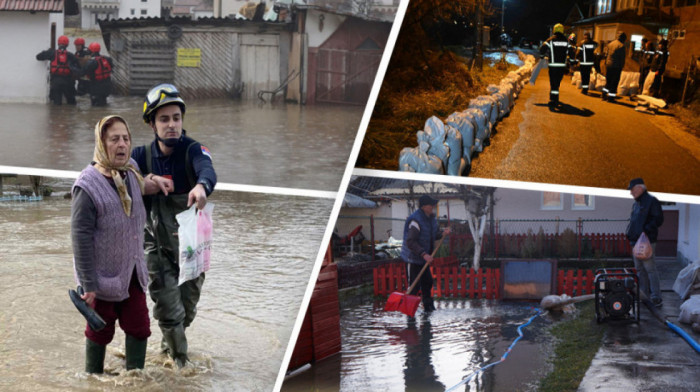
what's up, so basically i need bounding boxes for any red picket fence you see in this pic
[557,269,596,296]
[374,263,597,299]
[588,233,632,257]
[374,263,500,299]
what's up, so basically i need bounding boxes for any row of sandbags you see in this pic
[399,52,538,175]
[571,70,642,96]
[674,260,700,333]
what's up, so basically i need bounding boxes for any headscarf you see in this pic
[92,115,145,216]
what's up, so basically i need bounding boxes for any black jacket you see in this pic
[626,191,664,243]
[539,33,572,67]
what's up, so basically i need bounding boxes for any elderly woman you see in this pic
[71,115,173,373]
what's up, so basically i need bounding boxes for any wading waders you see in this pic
[144,144,204,368]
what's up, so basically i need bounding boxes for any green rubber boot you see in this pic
[162,324,189,368]
[85,339,106,374]
[125,334,148,370]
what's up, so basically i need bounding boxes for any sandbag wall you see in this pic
[399,52,537,176]
[571,70,641,96]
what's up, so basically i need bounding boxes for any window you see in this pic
[672,30,686,40]
[141,9,147,15]
[662,0,672,6]
[630,34,644,51]
[130,8,135,15]
[658,27,669,39]
[572,194,595,210]
[541,192,563,210]
[596,0,613,15]
[141,0,147,2]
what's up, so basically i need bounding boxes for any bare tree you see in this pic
[452,184,496,269]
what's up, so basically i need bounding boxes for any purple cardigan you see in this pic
[72,162,148,302]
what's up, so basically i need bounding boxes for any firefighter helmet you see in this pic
[553,24,564,34]
[142,83,186,124]
[57,35,69,46]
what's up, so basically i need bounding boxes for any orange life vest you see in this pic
[93,56,112,81]
[50,49,71,76]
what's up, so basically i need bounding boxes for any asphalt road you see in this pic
[469,67,700,197]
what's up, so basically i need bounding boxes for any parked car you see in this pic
[519,37,536,49]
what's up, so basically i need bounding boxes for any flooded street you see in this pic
[0,98,362,191]
[283,298,560,392]
[0,180,332,391]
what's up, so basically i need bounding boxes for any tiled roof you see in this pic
[0,0,63,12]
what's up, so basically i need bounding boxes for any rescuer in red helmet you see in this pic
[35,35,79,105]
[76,42,114,106]
[73,37,91,96]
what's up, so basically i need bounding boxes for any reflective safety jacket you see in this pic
[641,47,655,67]
[92,56,112,81]
[540,33,571,68]
[51,49,71,76]
[577,40,598,66]
[651,49,669,74]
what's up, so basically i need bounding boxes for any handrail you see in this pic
[257,69,300,103]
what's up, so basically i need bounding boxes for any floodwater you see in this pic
[0,98,363,191]
[483,51,526,67]
[282,298,560,392]
[0,180,332,392]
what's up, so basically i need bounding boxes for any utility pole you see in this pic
[475,0,484,70]
[501,0,505,33]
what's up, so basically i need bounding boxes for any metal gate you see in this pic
[128,40,175,95]
[315,48,382,105]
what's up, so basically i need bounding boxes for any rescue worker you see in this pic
[400,195,451,313]
[576,32,598,95]
[131,84,217,368]
[567,33,578,75]
[35,35,78,105]
[539,23,573,106]
[602,31,626,102]
[637,40,655,96]
[79,42,113,106]
[73,37,91,96]
[642,39,669,97]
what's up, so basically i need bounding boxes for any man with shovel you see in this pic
[400,195,451,313]
[132,83,217,367]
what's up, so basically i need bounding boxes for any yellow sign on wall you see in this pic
[177,48,201,67]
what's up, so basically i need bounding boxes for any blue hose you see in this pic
[665,320,700,353]
[445,309,542,392]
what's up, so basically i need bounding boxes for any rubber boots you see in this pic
[423,297,436,312]
[161,324,189,368]
[125,334,148,370]
[85,339,106,374]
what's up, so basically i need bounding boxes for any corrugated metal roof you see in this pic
[0,0,63,12]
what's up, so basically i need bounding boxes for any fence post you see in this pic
[495,220,500,260]
[577,218,583,260]
[370,214,375,262]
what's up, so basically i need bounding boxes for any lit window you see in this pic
[542,192,563,210]
[572,194,595,210]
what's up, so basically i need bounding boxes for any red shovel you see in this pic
[384,236,447,317]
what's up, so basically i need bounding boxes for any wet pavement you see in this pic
[282,298,564,392]
[469,66,700,197]
[578,258,700,392]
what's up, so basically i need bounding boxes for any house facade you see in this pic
[571,0,698,80]
[0,0,65,104]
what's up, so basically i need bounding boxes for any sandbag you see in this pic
[421,116,450,167]
[465,108,488,152]
[445,111,475,162]
[398,141,443,174]
[673,260,700,300]
[678,295,700,325]
[444,124,463,176]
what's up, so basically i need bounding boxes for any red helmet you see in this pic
[57,35,69,46]
[88,42,101,53]
[74,37,85,46]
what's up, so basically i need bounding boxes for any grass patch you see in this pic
[669,100,700,138]
[539,301,606,392]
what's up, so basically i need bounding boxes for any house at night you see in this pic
[568,0,699,99]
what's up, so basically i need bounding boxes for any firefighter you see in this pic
[79,42,113,106]
[73,37,91,96]
[576,32,598,95]
[602,31,626,102]
[637,40,655,96]
[567,33,578,75]
[35,35,78,105]
[642,39,669,97]
[539,23,573,106]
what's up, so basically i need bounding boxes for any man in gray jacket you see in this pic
[602,31,627,102]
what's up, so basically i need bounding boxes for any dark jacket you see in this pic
[577,39,598,66]
[650,49,669,74]
[400,208,441,265]
[626,191,664,243]
[131,130,217,199]
[35,47,78,79]
[539,33,571,68]
[605,37,626,69]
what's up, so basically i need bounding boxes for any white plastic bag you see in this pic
[633,232,653,261]
[176,203,214,286]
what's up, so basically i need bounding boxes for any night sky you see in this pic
[487,0,580,40]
